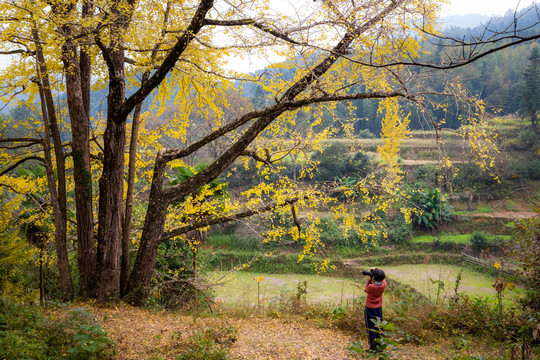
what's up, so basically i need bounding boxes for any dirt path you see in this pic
[401,160,466,165]
[80,302,502,360]
[459,211,537,219]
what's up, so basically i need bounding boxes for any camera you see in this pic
[362,270,372,276]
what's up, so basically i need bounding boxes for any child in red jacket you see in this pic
[364,267,386,352]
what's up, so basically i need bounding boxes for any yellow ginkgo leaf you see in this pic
[506,282,515,290]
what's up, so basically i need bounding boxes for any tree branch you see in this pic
[160,168,379,241]
[203,18,304,45]
[158,88,408,165]
[119,0,215,119]
[0,156,46,176]
[345,33,540,71]
[161,195,308,242]
[241,149,272,165]
[0,137,42,144]
[0,85,27,112]
[0,49,34,56]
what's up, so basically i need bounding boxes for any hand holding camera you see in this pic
[362,267,377,277]
[362,267,385,285]
[362,270,372,276]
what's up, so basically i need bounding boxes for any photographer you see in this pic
[362,267,387,352]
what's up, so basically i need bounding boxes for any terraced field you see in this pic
[210,264,524,308]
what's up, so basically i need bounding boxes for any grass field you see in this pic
[209,271,362,307]
[384,264,525,306]
[210,264,525,308]
[412,233,511,244]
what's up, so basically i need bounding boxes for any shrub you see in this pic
[317,218,383,248]
[413,164,439,187]
[385,215,413,244]
[247,254,318,274]
[150,238,215,309]
[351,151,372,177]
[432,239,464,253]
[518,128,539,149]
[511,158,540,179]
[347,223,383,247]
[0,300,45,359]
[470,231,489,254]
[453,163,497,192]
[176,326,237,360]
[0,225,40,303]
[208,234,261,252]
[318,218,343,246]
[426,293,539,346]
[428,294,498,336]
[66,322,116,360]
[311,143,350,181]
[0,301,116,360]
[408,188,453,229]
[223,159,259,188]
[356,129,377,139]
[511,217,540,311]
[311,144,371,182]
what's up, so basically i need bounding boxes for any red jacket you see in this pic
[364,278,386,308]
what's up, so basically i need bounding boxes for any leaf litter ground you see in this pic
[75,301,503,360]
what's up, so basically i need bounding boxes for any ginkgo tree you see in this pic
[0,0,538,305]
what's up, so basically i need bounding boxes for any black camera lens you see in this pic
[362,270,372,276]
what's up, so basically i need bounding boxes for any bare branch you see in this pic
[203,18,304,45]
[0,85,27,112]
[0,137,42,145]
[346,5,540,71]
[158,88,408,165]
[0,156,46,177]
[0,49,34,56]
[161,195,307,241]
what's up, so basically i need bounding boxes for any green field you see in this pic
[412,233,511,244]
[384,264,525,305]
[209,271,362,306]
[210,264,525,307]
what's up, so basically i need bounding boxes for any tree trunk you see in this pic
[122,2,173,295]
[61,40,96,296]
[124,156,169,305]
[96,116,125,297]
[33,26,73,298]
[127,108,290,304]
[80,0,93,120]
[121,94,144,296]
[120,104,141,296]
[95,37,127,297]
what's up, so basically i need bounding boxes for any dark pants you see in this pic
[365,306,383,351]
